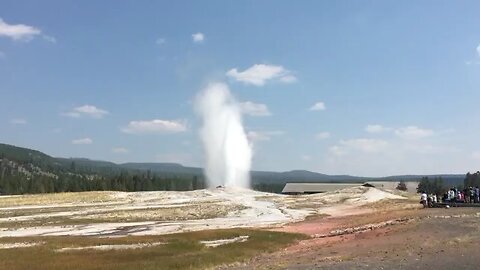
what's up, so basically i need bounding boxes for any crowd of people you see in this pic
[420,186,480,208]
[443,187,480,203]
[420,192,437,208]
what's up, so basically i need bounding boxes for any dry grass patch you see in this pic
[0,203,248,229]
[0,229,307,270]
[0,205,98,219]
[362,198,420,212]
[0,192,115,207]
[75,203,247,222]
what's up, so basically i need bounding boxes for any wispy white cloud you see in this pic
[192,32,204,43]
[0,18,55,43]
[316,132,330,139]
[42,35,56,43]
[0,17,41,41]
[122,119,187,134]
[72,138,93,145]
[365,124,433,140]
[309,102,326,111]
[365,124,391,133]
[323,134,463,177]
[226,64,296,86]
[112,147,129,154]
[465,60,480,66]
[239,101,271,116]
[279,75,297,83]
[394,126,433,140]
[155,37,166,45]
[338,138,389,153]
[320,124,462,176]
[329,138,389,156]
[333,126,440,157]
[247,130,284,142]
[465,44,480,65]
[64,105,109,119]
[329,145,347,157]
[10,118,27,125]
[247,131,270,142]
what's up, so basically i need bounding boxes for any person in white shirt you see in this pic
[420,192,428,208]
[448,189,455,202]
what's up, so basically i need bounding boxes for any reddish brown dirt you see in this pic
[222,207,480,269]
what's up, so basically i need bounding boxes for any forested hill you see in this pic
[0,143,368,185]
[0,143,208,194]
[0,143,466,195]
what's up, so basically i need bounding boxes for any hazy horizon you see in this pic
[0,141,471,179]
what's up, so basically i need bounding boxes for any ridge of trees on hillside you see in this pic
[0,143,472,195]
[0,158,206,194]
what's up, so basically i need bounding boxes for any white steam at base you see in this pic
[195,82,252,188]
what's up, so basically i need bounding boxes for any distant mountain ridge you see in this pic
[0,143,466,185]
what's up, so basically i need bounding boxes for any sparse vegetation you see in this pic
[0,192,248,228]
[396,180,407,191]
[0,191,114,207]
[0,229,306,270]
[416,176,447,195]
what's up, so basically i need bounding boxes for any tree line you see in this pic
[416,171,480,195]
[0,160,206,195]
[0,173,206,195]
[416,176,447,195]
[0,158,287,195]
[464,171,480,188]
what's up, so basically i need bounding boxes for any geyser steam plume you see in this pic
[195,82,252,188]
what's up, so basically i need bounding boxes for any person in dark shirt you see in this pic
[469,187,475,204]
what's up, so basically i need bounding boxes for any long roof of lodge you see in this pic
[281,182,363,193]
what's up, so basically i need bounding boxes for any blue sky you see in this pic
[1,1,480,176]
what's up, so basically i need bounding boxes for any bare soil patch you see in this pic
[226,207,480,269]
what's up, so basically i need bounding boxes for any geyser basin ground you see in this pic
[0,187,403,237]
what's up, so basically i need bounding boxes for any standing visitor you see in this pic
[469,187,475,204]
[475,187,480,203]
[448,189,455,202]
[420,192,428,208]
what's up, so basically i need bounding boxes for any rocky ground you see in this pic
[0,187,402,237]
[223,207,480,269]
[1,188,478,269]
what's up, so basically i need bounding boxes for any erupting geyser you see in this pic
[195,82,252,188]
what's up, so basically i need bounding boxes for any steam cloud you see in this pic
[195,82,252,188]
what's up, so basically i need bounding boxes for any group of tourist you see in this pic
[420,192,437,208]
[443,187,480,204]
[420,186,480,208]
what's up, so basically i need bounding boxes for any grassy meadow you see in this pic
[0,229,307,270]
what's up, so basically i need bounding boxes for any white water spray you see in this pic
[195,82,252,188]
